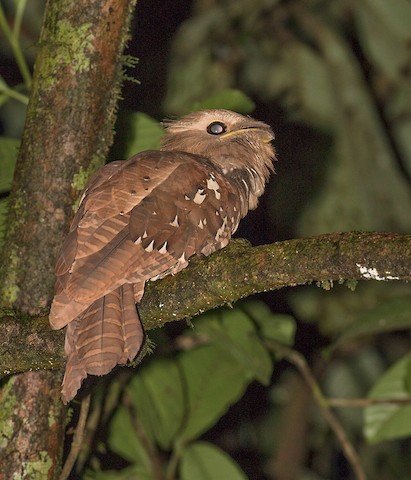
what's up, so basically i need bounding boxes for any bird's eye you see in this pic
[207,121,227,135]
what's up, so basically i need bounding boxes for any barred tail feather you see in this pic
[61,284,144,404]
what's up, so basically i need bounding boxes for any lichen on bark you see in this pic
[0,1,138,477]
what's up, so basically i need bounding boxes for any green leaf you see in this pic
[180,442,248,480]
[364,354,411,443]
[195,308,273,385]
[191,89,255,114]
[123,112,163,158]
[240,300,296,346]
[285,43,335,129]
[126,358,185,450]
[177,343,251,442]
[108,406,150,468]
[337,297,411,345]
[0,137,19,192]
[354,1,411,79]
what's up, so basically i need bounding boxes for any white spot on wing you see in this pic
[193,190,206,204]
[68,260,76,274]
[215,216,228,241]
[207,177,221,199]
[144,240,155,252]
[142,230,148,238]
[170,215,179,227]
[134,237,142,245]
[158,241,168,254]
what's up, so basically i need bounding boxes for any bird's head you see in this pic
[161,109,276,178]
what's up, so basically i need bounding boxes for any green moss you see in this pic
[71,155,103,210]
[0,378,17,448]
[345,279,358,291]
[39,20,94,90]
[1,250,20,305]
[1,195,27,305]
[317,279,334,291]
[20,450,52,478]
[47,411,56,428]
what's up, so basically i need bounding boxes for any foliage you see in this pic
[85,304,295,480]
[365,354,411,444]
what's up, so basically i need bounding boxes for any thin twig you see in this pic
[0,80,29,104]
[124,392,165,480]
[59,394,91,480]
[0,4,32,90]
[13,0,27,38]
[265,340,367,480]
[328,397,411,408]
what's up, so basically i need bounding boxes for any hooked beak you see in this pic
[221,125,274,144]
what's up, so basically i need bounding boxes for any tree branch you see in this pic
[265,339,367,480]
[1,231,410,374]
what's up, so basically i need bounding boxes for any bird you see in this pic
[49,109,276,403]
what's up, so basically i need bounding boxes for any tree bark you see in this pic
[1,232,410,374]
[0,0,137,477]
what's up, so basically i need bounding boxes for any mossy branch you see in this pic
[1,231,410,375]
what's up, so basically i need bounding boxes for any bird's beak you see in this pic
[221,126,274,144]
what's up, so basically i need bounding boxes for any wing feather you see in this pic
[50,150,244,329]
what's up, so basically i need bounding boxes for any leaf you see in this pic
[195,309,273,385]
[240,300,296,346]
[122,112,163,158]
[177,343,251,442]
[0,137,19,192]
[108,406,150,468]
[364,354,411,443]
[284,42,335,129]
[358,0,411,41]
[354,1,411,80]
[387,86,411,179]
[180,442,248,480]
[191,89,255,114]
[337,296,411,345]
[126,358,185,450]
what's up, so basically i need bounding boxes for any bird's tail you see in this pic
[61,283,144,404]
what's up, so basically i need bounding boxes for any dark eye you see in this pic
[207,121,227,135]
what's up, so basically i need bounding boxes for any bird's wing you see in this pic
[50,150,243,329]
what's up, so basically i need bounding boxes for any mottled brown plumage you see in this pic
[49,109,275,403]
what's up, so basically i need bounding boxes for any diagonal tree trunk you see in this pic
[0,1,137,477]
